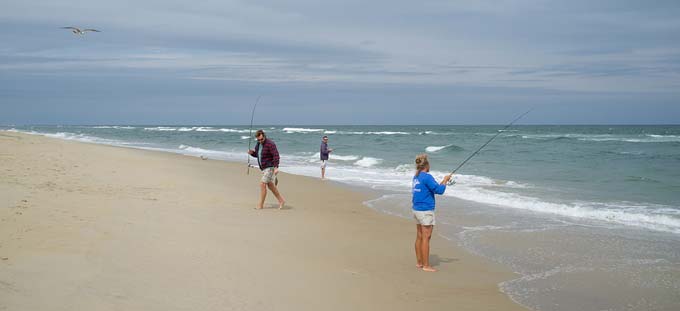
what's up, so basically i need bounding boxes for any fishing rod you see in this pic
[447,109,532,185]
[246,96,261,175]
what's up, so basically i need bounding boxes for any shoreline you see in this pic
[0,130,526,310]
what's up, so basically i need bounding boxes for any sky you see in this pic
[1,0,679,125]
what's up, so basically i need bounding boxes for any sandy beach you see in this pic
[0,131,525,310]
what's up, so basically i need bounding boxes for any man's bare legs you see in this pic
[257,182,267,209]
[415,224,424,268]
[420,225,436,272]
[256,182,286,209]
[321,167,326,179]
[267,181,286,209]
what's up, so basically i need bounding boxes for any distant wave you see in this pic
[8,129,150,147]
[142,127,250,133]
[144,127,177,131]
[90,126,136,129]
[520,133,680,143]
[281,129,408,135]
[218,128,251,133]
[331,131,411,135]
[282,127,325,133]
[425,144,463,153]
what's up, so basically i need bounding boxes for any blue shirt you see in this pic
[412,172,447,211]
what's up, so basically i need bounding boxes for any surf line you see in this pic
[446,109,532,185]
[246,95,261,175]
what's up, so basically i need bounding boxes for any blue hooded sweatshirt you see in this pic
[412,172,447,211]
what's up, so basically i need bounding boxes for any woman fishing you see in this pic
[412,154,451,272]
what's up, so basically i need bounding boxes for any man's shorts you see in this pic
[413,210,435,226]
[320,160,328,169]
[261,167,276,184]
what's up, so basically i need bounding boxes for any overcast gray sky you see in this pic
[1,0,679,124]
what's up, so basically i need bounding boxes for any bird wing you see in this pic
[83,29,101,32]
[61,26,80,30]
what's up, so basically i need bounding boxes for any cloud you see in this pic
[1,0,680,124]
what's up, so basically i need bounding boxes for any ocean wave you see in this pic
[447,186,680,234]
[141,127,251,133]
[10,129,151,147]
[327,131,411,135]
[395,164,414,172]
[90,126,136,129]
[367,131,410,135]
[144,127,177,131]
[425,144,463,153]
[219,128,251,133]
[354,157,382,167]
[306,152,360,162]
[332,154,361,161]
[519,133,680,143]
[282,127,325,133]
[426,145,448,152]
[178,144,217,154]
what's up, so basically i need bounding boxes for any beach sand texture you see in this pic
[0,131,525,311]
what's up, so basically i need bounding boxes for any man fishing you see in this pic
[248,130,286,209]
[320,135,333,179]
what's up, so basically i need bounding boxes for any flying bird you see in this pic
[61,27,101,36]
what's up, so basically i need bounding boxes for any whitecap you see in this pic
[354,157,382,167]
[426,145,449,152]
[283,127,325,133]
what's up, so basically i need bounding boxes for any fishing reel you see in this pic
[445,173,457,186]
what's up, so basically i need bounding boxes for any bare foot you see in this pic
[422,266,437,272]
[278,200,286,210]
[255,205,264,210]
[416,264,424,268]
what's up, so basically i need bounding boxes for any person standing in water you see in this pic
[412,154,451,272]
[248,130,286,209]
[320,135,333,179]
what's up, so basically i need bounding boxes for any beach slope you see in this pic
[0,131,525,311]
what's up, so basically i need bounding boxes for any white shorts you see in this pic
[413,210,435,226]
[261,167,276,184]
[320,160,328,168]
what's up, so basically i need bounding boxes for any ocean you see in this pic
[4,124,680,310]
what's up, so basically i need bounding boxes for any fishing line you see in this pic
[246,96,261,175]
[447,109,532,185]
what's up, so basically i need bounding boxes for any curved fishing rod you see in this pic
[447,109,532,185]
[246,96,261,175]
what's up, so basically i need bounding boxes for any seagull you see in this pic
[61,27,101,36]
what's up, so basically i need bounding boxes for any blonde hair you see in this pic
[415,154,429,176]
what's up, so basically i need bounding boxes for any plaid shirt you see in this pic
[251,138,280,170]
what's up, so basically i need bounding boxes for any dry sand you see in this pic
[0,131,526,310]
